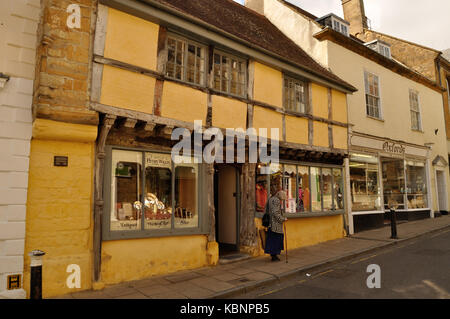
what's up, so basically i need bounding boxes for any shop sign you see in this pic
[146,153,171,168]
[382,142,405,155]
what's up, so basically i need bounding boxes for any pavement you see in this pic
[54,214,450,299]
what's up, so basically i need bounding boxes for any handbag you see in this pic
[262,198,271,227]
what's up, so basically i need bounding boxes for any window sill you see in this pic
[366,115,384,122]
[103,228,208,241]
[256,210,344,219]
[411,128,424,133]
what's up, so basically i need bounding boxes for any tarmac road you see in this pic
[235,228,450,299]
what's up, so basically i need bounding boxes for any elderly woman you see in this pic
[264,189,287,262]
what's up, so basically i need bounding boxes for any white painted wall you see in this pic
[0,0,40,299]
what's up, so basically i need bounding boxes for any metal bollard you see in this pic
[390,208,398,239]
[29,250,46,299]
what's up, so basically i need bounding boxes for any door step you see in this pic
[218,253,251,265]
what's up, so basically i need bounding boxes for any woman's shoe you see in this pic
[271,255,281,262]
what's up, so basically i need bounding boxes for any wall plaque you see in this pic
[54,156,69,167]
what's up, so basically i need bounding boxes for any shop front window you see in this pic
[298,166,310,212]
[111,150,142,231]
[255,164,269,213]
[144,153,172,230]
[322,168,333,211]
[350,153,382,212]
[382,158,405,210]
[406,161,428,209]
[311,167,322,212]
[107,149,201,239]
[175,162,199,228]
[333,169,344,210]
[283,165,297,213]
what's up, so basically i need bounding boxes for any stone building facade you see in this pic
[0,0,40,299]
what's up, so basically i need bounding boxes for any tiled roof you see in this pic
[152,0,356,91]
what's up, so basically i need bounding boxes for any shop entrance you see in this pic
[436,170,447,213]
[214,165,240,255]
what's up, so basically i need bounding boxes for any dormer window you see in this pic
[366,40,391,59]
[316,14,350,37]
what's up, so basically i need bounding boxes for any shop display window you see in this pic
[108,149,200,236]
[255,164,269,213]
[333,169,344,210]
[111,150,142,231]
[310,167,322,212]
[175,163,199,229]
[255,163,342,216]
[283,165,297,213]
[350,153,382,212]
[144,153,172,230]
[298,166,310,212]
[382,158,405,210]
[322,168,333,211]
[406,161,428,209]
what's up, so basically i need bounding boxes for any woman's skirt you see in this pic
[264,229,284,255]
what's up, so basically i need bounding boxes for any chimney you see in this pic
[341,0,368,37]
[245,0,264,15]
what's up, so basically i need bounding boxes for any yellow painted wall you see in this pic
[24,119,97,298]
[101,235,209,285]
[252,106,283,139]
[212,95,247,129]
[311,83,329,119]
[332,89,348,123]
[255,215,344,255]
[100,65,155,113]
[253,62,283,108]
[103,7,159,71]
[161,81,208,123]
[333,126,348,150]
[285,116,308,145]
[313,121,329,148]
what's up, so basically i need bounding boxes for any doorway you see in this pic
[436,170,447,213]
[214,165,239,256]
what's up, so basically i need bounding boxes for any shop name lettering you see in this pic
[171,120,279,173]
[180,303,270,316]
[383,142,405,154]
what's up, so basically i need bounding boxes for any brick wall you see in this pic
[0,0,40,299]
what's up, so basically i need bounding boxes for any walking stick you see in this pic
[284,221,288,263]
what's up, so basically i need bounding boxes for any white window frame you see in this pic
[409,89,422,131]
[378,43,391,59]
[331,16,349,37]
[364,70,383,120]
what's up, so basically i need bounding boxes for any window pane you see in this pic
[187,44,196,83]
[350,154,382,211]
[333,169,344,210]
[144,153,172,230]
[111,150,142,231]
[175,163,198,228]
[382,158,405,210]
[406,161,428,208]
[298,166,310,212]
[322,168,333,211]
[213,53,221,90]
[282,165,297,213]
[311,167,322,211]
[256,164,269,213]
[270,163,282,196]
